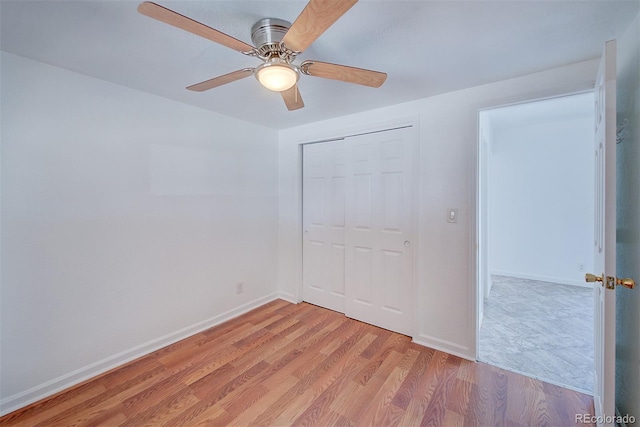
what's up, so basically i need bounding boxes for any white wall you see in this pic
[0,52,279,414]
[615,12,640,421]
[278,59,599,360]
[487,103,594,287]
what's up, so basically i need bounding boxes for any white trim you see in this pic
[410,122,421,340]
[295,143,304,303]
[290,115,420,147]
[0,293,282,417]
[491,270,594,288]
[412,334,474,361]
[473,86,596,114]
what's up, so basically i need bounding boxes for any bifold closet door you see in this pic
[344,128,414,336]
[302,127,414,336]
[302,140,347,313]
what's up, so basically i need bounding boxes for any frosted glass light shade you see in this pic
[255,63,299,92]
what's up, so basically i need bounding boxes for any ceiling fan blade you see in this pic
[281,0,358,53]
[138,2,254,53]
[281,85,305,111]
[301,60,387,88]
[187,68,254,92]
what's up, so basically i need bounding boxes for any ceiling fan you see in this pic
[137,0,387,111]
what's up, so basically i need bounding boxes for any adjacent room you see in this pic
[477,93,596,393]
[1,0,639,425]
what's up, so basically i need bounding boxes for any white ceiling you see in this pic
[1,0,638,130]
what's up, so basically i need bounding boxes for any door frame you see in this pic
[296,115,420,338]
[472,86,596,360]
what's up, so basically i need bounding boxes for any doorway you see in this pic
[477,93,595,393]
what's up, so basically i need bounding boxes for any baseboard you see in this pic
[276,291,300,305]
[491,270,592,288]
[412,334,475,362]
[0,293,281,417]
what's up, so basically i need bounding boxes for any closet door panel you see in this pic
[302,140,346,312]
[345,127,415,336]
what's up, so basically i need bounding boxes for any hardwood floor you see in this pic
[1,300,595,426]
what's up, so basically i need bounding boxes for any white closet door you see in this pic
[302,140,346,313]
[344,127,414,335]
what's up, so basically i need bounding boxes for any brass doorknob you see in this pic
[617,278,636,289]
[585,273,603,283]
[585,273,635,289]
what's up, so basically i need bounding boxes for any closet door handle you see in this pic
[404,240,411,247]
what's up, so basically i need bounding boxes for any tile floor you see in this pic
[479,275,594,393]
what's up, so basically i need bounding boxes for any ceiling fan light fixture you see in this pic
[255,61,299,92]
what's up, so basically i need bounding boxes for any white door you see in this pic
[302,140,347,313]
[591,39,616,425]
[344,127,415,335]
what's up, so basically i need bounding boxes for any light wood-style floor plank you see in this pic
[0,300,595,426]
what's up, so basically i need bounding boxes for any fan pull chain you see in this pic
[295,82,298,103]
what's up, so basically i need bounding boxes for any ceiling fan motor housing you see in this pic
[251,18,294,60]
[251,18,291,47]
